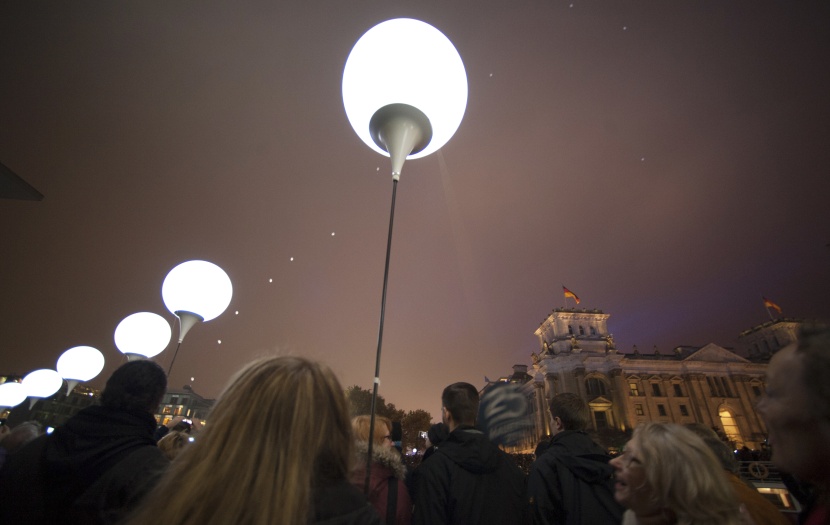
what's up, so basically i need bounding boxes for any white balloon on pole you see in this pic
[0,382,27,408]
[22,369,63,408]
[114,312,172,359]
[57,346,105,394]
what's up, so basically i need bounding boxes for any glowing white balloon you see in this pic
[115,312,172,359]
[57,346,105,394]
[162,260,233,323]
[0,382,27,408]
[343,18,468,160]
[22,369,63,408]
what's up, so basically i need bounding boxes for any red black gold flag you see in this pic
[562,286,580,304]
[763,296,782,314]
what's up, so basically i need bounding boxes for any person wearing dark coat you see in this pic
[411,382,527,525]
[528,393,623,525]
[0,360,170,525]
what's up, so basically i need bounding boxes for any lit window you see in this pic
[629,382,640,396]
[718,408,743,447]
[635,404,644,416]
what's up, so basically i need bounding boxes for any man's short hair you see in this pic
[442,382,479,426]
[548,393,590,431]
[101,360,167,413]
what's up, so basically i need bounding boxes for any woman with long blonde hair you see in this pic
[124,356,379,525]
[610,422,742,525]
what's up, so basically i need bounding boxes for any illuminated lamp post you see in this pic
[114,312,172,362]
[56,346,106,395]
[22,369,63,409]
[161,260,232,376]
[0,382,27,410]
[342,17,468,492]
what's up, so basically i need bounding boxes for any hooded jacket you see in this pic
[0,405,169,525]
[527,430,623,525]
[411,426,527,525]
[349,441,412,525]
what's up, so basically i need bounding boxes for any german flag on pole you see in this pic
[563,286,580,304]
[763,296,782,314]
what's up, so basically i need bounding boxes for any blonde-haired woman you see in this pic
[124,356,380,525]
[350,415,412,525]
[610,422,741,525]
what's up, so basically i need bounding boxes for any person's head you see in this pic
[426,422,449,449]
[610,422,740,524]
[684,423,738,473]
[757,324,830,484]
[351,415,392,447]
[0,421,43,454]
[441,382,479,431]
[548,393,590,434]
[123,355,353,525]
[100,360,167,414]
[157,430,192,461]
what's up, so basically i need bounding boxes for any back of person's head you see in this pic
[427,422,449,447]
[441,382,479,426]
[351,415,391,446]
[634,422,740,524]
[548,393,590,431]
[0,421,43,454]
[684,423,739,473]
[157,430,191,461]
[123,355,352,525]
[100,360,167,413]
[796,324,830,423]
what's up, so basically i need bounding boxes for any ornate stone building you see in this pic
[154,384,215,426]
[498,307,799,452]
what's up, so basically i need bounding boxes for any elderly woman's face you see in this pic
[757,344,826,480]
[609,435,650,513]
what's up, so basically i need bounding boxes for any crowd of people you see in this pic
[0,324,827,524]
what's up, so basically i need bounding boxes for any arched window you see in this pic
[579,325,585,336]
[585,377,607,397]
[589,326,597,335]
[718,408,743,447]
[568,325,574,335]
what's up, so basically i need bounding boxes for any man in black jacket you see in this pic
[411,382,526,525]
[527,393,623,525]
[0,360,170,524]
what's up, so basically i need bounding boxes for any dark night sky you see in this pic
[2,1,829,418]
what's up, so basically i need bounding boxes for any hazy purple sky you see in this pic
[2,1,829,418]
